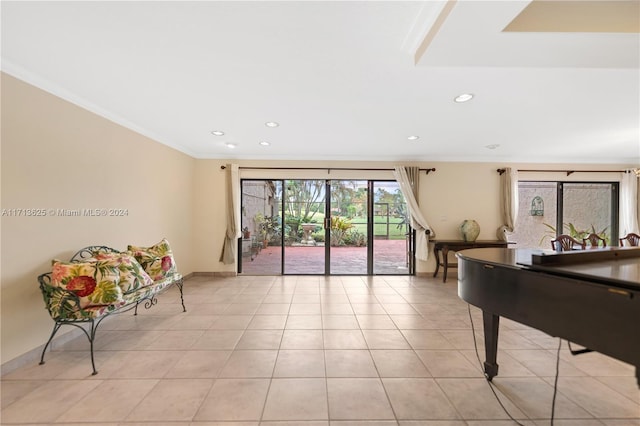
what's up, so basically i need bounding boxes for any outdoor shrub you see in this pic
[330,216,353,246]
[343,229,366,247]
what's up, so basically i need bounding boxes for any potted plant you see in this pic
[242,227,250,239]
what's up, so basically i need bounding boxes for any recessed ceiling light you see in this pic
[485,144,500,150]
[454,93,474,103]
[259,141,271,146]
[407,135,419,141]
[225,143,237,149]
[265,121,279,128]
[211,130,225,136]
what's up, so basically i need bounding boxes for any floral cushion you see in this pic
[50,260,124,309]
[121,273,180,305]
[127,238,177,281]
[92,252,154,294]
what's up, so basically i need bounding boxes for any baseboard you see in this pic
[1,326,86,377]
[190,271,443,279]
[189,271,238,278]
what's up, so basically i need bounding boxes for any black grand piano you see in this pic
[457,247,640,385]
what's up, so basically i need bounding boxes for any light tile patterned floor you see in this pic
[2,275,639,425]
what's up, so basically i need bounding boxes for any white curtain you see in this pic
[220,164,241,264]
[496,167,519,241]
[620,169,640,237]
[393,166,435,261]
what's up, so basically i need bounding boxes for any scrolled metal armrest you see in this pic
[69,246,120,262]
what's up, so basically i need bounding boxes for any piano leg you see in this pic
[482,311,500,381]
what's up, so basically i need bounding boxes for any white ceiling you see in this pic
[2,1,639,164]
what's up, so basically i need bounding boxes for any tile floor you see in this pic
[2,274,639,425]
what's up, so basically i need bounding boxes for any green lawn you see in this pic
[350,215,407,239]
[287,213,407,240]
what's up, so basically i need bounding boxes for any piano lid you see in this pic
[529,246,640,266]
[457,247,640,291]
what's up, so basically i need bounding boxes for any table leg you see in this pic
[432,246,440,278]
[442,246,449,283]
[482,311,500,381]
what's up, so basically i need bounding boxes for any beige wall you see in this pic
[191,160,229,271]
[2,72,636,368]
[191,162,635,274]
[1,73,195,363]
[192,161,510,273]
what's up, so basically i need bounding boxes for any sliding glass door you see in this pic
[239,179,412,275]
[511,181,618,249]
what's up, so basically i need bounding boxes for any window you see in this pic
[511,181,619,249]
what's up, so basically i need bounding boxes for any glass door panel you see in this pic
[240,180,283,275]
[283,180,326,274]
[562,183,613,246]
[330,180,368,275]
[512,182,558,249]
[372,181,410,274]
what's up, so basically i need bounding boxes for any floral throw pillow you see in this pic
[92,252,154,294]
[127,238,177,281]
[50,260,124,308]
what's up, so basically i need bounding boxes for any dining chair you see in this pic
[551,234,586,251]
[619,232,640,247]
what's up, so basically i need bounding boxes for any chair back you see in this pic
[551,235,586,251]
[583,233,606,248]
[619,232,640,247]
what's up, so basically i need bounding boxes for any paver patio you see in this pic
[242,239,409,275]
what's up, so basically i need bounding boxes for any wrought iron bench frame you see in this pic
[38,245,186,375]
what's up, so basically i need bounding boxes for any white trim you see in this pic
[1,60,198,158]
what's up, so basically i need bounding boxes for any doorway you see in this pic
[239,179,412,275]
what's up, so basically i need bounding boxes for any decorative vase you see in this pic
[460,220,480,242]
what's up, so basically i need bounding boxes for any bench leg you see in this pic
[40,320,100,375]
[176,278,186,312]
[87,318,103,375]
[39,322,63,366]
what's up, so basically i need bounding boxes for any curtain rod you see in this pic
[496,168,628,176]
[221,165,436,174]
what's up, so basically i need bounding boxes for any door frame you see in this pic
[239,178,414,275]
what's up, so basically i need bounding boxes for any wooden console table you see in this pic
[432,240,511,282]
